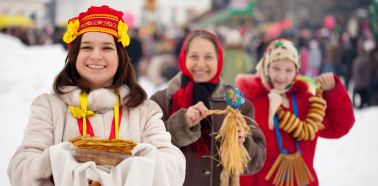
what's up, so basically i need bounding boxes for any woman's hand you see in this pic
[185,101,208,128]
[316,72,336,91]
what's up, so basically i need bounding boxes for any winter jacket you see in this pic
[8,85,185,186]
[352,54,372,90]
[150,73,266,186]
[236,74,355,186]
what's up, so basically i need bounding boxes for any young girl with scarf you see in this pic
[236,39,355,186]
[8,5,185,186]
[150,30,266,186]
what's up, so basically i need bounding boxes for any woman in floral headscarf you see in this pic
[236,39,355,186]
[150,30,266,186]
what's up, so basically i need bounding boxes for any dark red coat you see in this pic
[236,74,355,186]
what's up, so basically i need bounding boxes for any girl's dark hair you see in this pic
[53,35,147,108]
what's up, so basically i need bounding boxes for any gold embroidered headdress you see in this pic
[63,5,130,47]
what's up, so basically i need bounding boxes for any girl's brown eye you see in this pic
[80,46,91,50]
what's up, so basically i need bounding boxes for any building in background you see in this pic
[0,0,49,28]
[1,0,211,28]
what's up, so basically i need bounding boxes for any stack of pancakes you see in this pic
[70,136,137,165]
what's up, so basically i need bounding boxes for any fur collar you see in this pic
[57,85,130,113]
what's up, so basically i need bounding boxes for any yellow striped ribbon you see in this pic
[114,90,120,139]
[69,90,121,139]
[68,91,94,136]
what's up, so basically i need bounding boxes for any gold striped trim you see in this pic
[78,27,118,38]
[80,20,117,30]
[81,13,119,21]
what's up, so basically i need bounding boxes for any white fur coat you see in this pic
[8,85,185,186]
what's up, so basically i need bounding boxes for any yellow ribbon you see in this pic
[69,91,94,136]
[63,18,80,44]
[114,90,120,139]
[69,90,121,139]
[117,20,130,47]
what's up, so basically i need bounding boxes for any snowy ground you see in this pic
[1,33,377,185]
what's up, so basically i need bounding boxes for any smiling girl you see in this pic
[8,5,185,186]
[236,39,355,186]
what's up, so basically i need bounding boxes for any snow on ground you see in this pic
[1,33,377,185]
[314,107,378,185]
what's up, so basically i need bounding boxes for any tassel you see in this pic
[265,152,314,186]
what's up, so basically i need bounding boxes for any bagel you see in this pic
[287,118,300,133]
[282,114,296,131]
[293,121,303,138]
[305,122,316,140]
[307,112,324,122]
[277,109,285,118]
[301,123,309,140]
[308,108,325,117]
[309,96,326,105]
[310,103,326,111]
[279,112,291,128]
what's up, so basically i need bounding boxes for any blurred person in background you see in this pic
[150,30,266,186]
[174,26,191,59]
[144,30,179,89]
[370,47,378,105]
[298,36,309,75]
[319,32,338,74]
[337,32,357,89]
[307,39,322,77]
[126,28,144,77]
[221,29,254,86]
[7,5,185,186]
[352,39,375,108]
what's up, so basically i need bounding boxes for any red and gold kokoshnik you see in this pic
[63,5,130,47]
